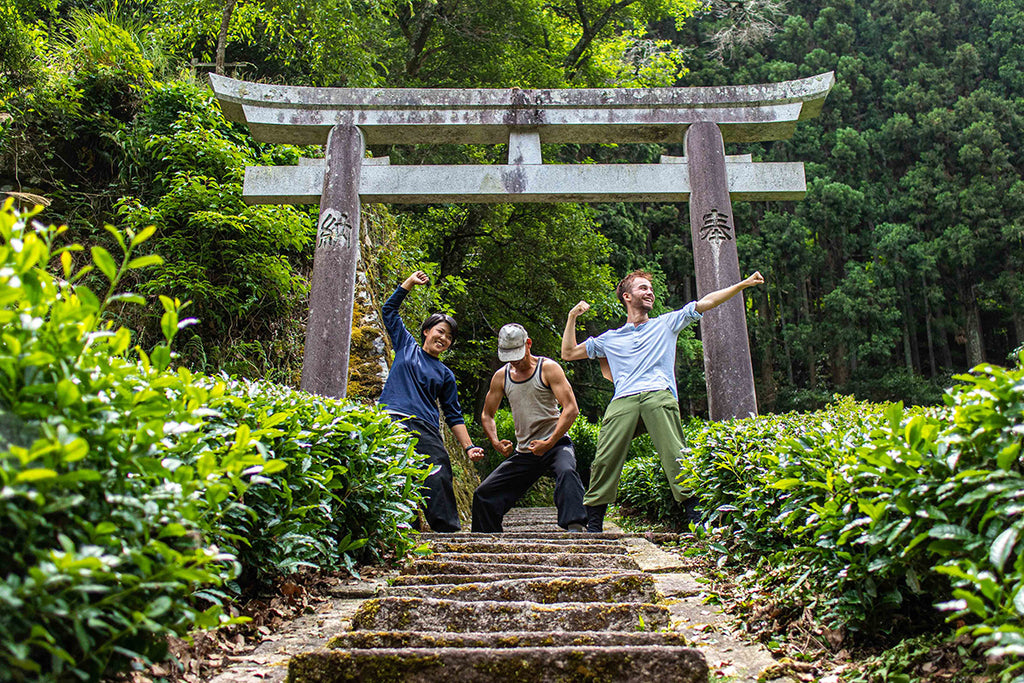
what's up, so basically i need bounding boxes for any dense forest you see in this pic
[2,0,1022,419]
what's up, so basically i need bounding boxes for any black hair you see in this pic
[420,313,457,339]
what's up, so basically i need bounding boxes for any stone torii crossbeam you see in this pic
[210,72,834,420]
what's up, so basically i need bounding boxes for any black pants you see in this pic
[403,418,460,532]
[471,436,586,533]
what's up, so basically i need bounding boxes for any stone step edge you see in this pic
[425,542,630,555]
[388,571,624,585]
[326,630,692,649]
[384,571,653,591]
[419,552,638,567]
[381,574,658,603]
[288,646,708,683]
[356,596,669,610]
[401,561,637,575]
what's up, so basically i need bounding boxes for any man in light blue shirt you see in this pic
[561,269,764,532]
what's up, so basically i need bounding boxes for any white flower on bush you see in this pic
[19,313,43,331]
[163,421,199,435]
[0,268,19,288]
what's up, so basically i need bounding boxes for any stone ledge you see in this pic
[288,645,708,683]
[350,597,671,632]
[326,630,691,649]
[382,573,657,603]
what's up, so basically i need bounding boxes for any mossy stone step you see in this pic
[350,597,671,632]
[426,540,629,555]
[288,645,707,683]
[417,532,630,541]
[388,571,621,586]
[382,573,657,603]
[422,552,637,569]
[326,630,691,649]
[400,560,622,576]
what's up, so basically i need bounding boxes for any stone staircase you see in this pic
[286,507,709,682]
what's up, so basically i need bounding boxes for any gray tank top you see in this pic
[504,357,562,452]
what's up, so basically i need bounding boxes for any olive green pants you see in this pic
[583,389,687,506]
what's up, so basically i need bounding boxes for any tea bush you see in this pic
[0,202,424,681]
[618,366,1024,677]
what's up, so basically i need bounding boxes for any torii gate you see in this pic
[210,72,834,421]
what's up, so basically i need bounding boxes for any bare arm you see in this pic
[480,369,514,457]
[450,423,484,462]
[561,300,591,361]
[694,271,765,313]
[599,357,613,383]
[527,361,580,456]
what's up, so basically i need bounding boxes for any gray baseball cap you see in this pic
[497,323,528,362]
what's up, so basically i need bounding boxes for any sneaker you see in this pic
[567,523,586,532]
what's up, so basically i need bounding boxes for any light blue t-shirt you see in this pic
[584,302,702,401]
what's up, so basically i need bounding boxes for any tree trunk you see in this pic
[935,303,954,372]
[778,280,794,385]
[1013,310,1024,360]
[962,281,985,367]
[758,286,776,411]
[898,281,917,372]
[802,279,817,389]
[831,342,849,387]
[922,273,937,377]
[215,0,238,76]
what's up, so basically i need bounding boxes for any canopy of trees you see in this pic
[1,0,1022,418]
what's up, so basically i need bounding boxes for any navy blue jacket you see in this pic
[378,286,465,434]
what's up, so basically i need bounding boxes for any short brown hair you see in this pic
[616,270,654,306]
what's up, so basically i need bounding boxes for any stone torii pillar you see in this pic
[209,73,834,417]
[302,125,364,398]
[686,122,755,420]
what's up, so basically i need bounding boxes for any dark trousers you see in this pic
[471,436,586,533]
[403,418,460,532]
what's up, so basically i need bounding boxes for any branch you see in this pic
[562,0,639,76]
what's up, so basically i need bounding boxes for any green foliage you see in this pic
[0,201,425,680]
[0,3,43,94]
[205,379,428,581]
[0,201,245,680]
[620,369,1024,677]
[618,454,680,525]
[116,81,315,382]
[396,202,616,411]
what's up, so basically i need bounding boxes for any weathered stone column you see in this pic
[685,121,758,420]
[301,125,365,398]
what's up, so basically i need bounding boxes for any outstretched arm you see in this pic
[480,369,513,457]
[561,300,590,361]
[383,271,431,349]
[694,271,765,313]
[527,361,580,456]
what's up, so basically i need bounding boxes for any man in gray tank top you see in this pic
[473,324,588,532]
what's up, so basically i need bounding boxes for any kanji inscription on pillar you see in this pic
[317,209,353,248]
[700,209,733,244]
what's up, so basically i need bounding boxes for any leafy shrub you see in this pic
[566,416,600,487]
[0,202,425,680]
[203,379,427,583]
[0,202,247,680]
[116,81,315,383]
[618,368,1024,678]
[618,455,680,525]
